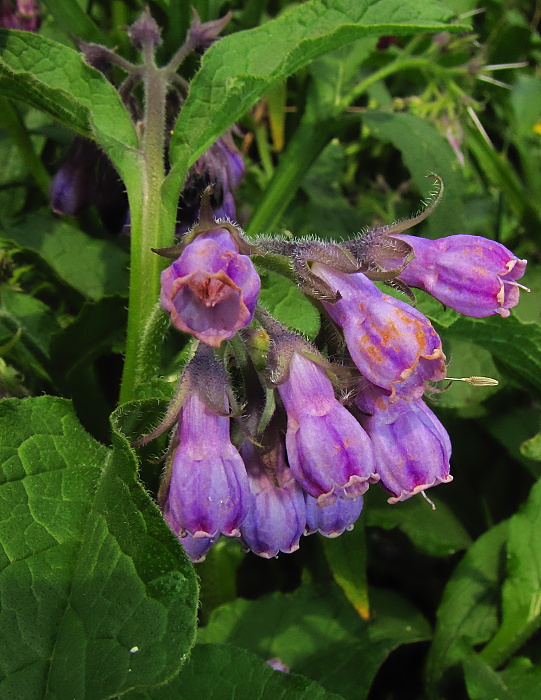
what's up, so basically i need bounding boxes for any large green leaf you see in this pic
[0,397,198,699]
[166,0,465,199]
[1,212,129,300]
[481,479,541,668]
[365,487,472,557]
[361,111,468,237]
[425,521,509,697]
[198,583,430,699]
[0,29,140,185]
[128,643,344,700]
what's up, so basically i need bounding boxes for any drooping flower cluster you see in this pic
[136,178,528,563]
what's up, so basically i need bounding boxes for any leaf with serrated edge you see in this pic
[166,0,467,200]
[126,643,344,700]
[0,30,140,186]
[0,397,198,698]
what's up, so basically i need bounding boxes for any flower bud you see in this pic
[312,264,446,402]
[239,440,306,558]
[394,234,528,318]
[274,347,378,505]
[128,9,162,50]
[160,227,260,347]
[356,384,452,503]
[159,352,250,539]
[305,493,364,537]
[50,138,98,216]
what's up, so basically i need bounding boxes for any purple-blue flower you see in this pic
[239,439,306,558]
[160,227,260,347]
[160,388,250,539]
[276,350,378,506]
[394,234,528,318]
[356,384,452,503]
[312,263,446,402]
[305,493,364,537]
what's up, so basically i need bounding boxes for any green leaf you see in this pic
[361,111,468,237]
[198,583,430,699]
[365,487,472,557]
[41,0,107,45]
[463,650,517,700]
[501,657,541,700]
[442,314,541,398]
[481,479,541,668]
[1,212,130,299]
[0,29,140,186]
[127,643,344,700]
[425,521,509,697]
[0,288,59,361]
[166,0,464,200]
[258,269,320,338]
[0,397,198,698]
[320,517,369,620]
[49,296,127,440]
[521,430,541,462]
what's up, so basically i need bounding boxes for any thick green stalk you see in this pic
[119,48,169,404]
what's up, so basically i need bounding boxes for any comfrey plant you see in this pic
[136,180,528,562]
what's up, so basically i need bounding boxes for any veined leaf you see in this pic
[0,397,198,698]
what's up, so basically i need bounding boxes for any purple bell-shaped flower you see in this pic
[239,439,306,558]
[394,234,528,318]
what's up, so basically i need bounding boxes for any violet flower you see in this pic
[394,234,528,318]
[312,263,446,402]
[160,227,260,347]
[159,386,250,540]
[356,384,452,503]
[178,134,245,233]
[275,350,378,506]
[239,439,306,558]
[0,0,40,31]
[305,493,364,537]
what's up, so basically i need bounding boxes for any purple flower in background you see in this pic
[394,234,528,318]
[275,350,378,506]
[50,138,99,217]
[267,658,290,673]
[239,439,306,558]
[312,263,446,402]
[0,0,40,31]
[159,381,250,540]
[178,134,245,233]
[160,227,260,347]
[356,383,452,503]
[305,493,364,538]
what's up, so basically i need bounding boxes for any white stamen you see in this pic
[467,106,493,147]
[447,376,499,386]
[477,74,512,89]
[421,491,436,510]
[504,280,530,292]
[484,62,529,71]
